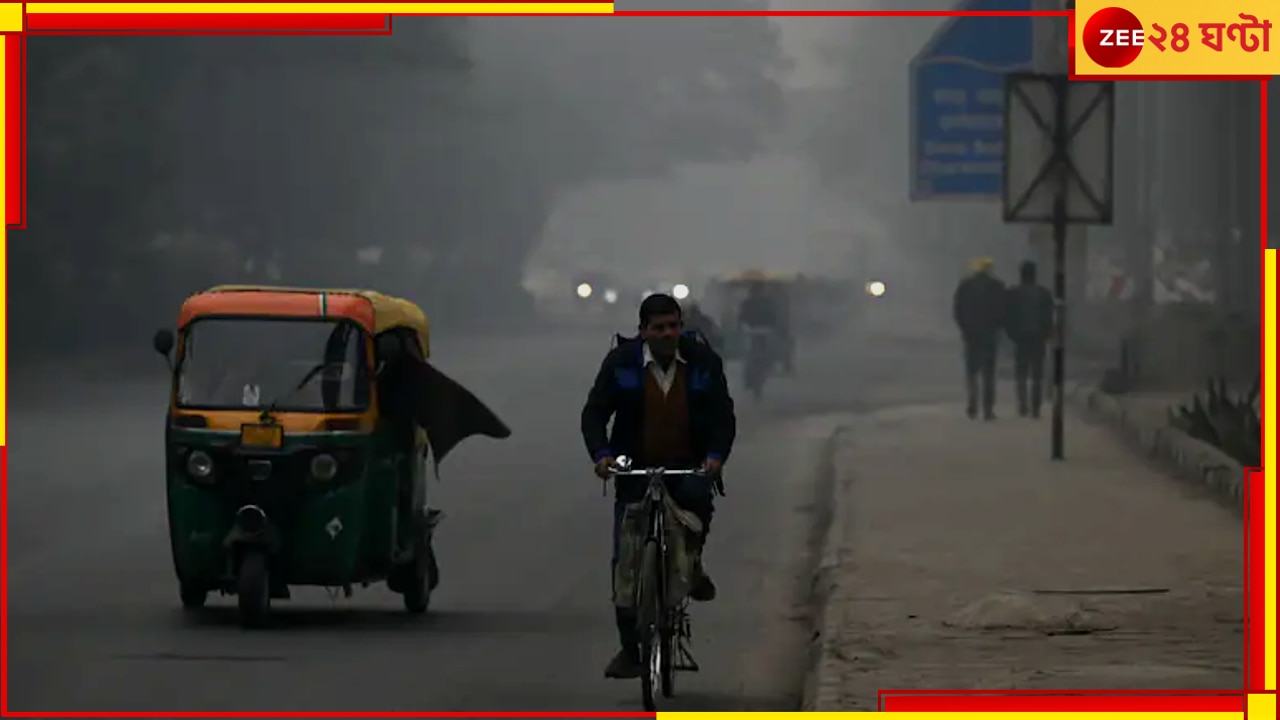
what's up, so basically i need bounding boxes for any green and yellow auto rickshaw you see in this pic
[152,285,509,628]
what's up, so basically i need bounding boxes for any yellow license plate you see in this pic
[240,423,284,449]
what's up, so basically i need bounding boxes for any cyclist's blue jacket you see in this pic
[581,332,736,466]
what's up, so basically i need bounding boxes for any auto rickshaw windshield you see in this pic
[176,318,371,412]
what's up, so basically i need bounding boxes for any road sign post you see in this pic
[1002,73,1115,460]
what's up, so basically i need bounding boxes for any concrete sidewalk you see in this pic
[805,399,1244,709]
[1076,386,1250,510]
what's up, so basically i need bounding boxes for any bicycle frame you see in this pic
[606,457,705,708]
[609,461,703,610]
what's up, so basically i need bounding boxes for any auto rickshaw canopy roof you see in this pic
[180,285,431,357]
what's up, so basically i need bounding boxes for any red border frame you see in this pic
[1,6,1269,717]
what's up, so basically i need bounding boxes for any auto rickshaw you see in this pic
[152,285,508,628]
[790,274,866,336]
[706,270,796,371]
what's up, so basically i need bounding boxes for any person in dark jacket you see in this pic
[1005,260,1055,418]
[952,257,1007,420]
[581,292,737,679]
[683,300,725,353]
[375,327,512,468]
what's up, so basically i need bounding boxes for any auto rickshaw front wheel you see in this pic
[237,551,271,629]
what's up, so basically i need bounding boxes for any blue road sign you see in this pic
[910,0,1034,201]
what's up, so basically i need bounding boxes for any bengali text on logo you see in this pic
[1074,0,1277,76]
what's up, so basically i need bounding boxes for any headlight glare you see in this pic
[186,450,214,479]
[310,453,339,481]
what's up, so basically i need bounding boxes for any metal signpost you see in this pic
[1002,73,1115,460]
[909,0,1034,201]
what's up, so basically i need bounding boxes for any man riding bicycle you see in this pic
[581,292,737,680]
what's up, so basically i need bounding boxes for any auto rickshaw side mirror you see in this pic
[153,329,175,358]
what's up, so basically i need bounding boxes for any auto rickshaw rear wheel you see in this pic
[179,582,207,609]
[402,532,435,614]
[237,551,271,629]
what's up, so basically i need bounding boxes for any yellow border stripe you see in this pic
[28,3,614,14]
[665,707,1244,712]
[1265,248,1277,691]
[1250,694,1276,720]
[0,4,21,32]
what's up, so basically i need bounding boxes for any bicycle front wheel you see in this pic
[637,539,663,711]
[660,612,676,698]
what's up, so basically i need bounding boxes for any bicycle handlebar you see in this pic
[607,467,707,479]
[602,455,725,496]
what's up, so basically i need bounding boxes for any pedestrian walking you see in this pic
[952,257,1006,420]
[1005,260,1054,418]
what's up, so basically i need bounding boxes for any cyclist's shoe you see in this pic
[604,649,643,679]
[689,566,717,602]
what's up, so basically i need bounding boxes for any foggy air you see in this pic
[7,0,1254,712]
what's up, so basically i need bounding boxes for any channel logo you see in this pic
[1081,6,1146,68]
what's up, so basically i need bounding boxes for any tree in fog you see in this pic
[14,6,788,360]
[795,14,939,206]
[444,8,790,309]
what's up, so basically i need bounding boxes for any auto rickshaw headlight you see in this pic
[186,450,214,480]
[310,453,339,481]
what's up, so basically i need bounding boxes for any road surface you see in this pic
[7,323,956,712]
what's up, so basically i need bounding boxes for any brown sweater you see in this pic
[638,364,695,468]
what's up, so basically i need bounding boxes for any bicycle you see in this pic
[606,455,724,711]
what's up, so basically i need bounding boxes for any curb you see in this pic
[801,425,851,712]
[1068,385,1246,515]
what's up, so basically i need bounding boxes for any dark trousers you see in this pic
[962,334,998,415]
[1013,340,1047,416]
[611,475,714,652]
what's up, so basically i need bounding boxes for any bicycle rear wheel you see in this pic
[637,540,663,711]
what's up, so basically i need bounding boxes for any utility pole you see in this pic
[1032,0,1074,459]
[1008,0,1115,461]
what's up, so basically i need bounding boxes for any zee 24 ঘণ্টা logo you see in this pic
[1081,6,1272,69]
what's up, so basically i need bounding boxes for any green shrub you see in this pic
[1168,376,1261,467]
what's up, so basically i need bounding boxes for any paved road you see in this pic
[7,324,958,712]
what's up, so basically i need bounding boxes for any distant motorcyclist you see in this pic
[683,301,724,353]
[1005,260,1054,418]
[737,281,780,330]
[952,257,1007,420]
[738,282,792,374]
